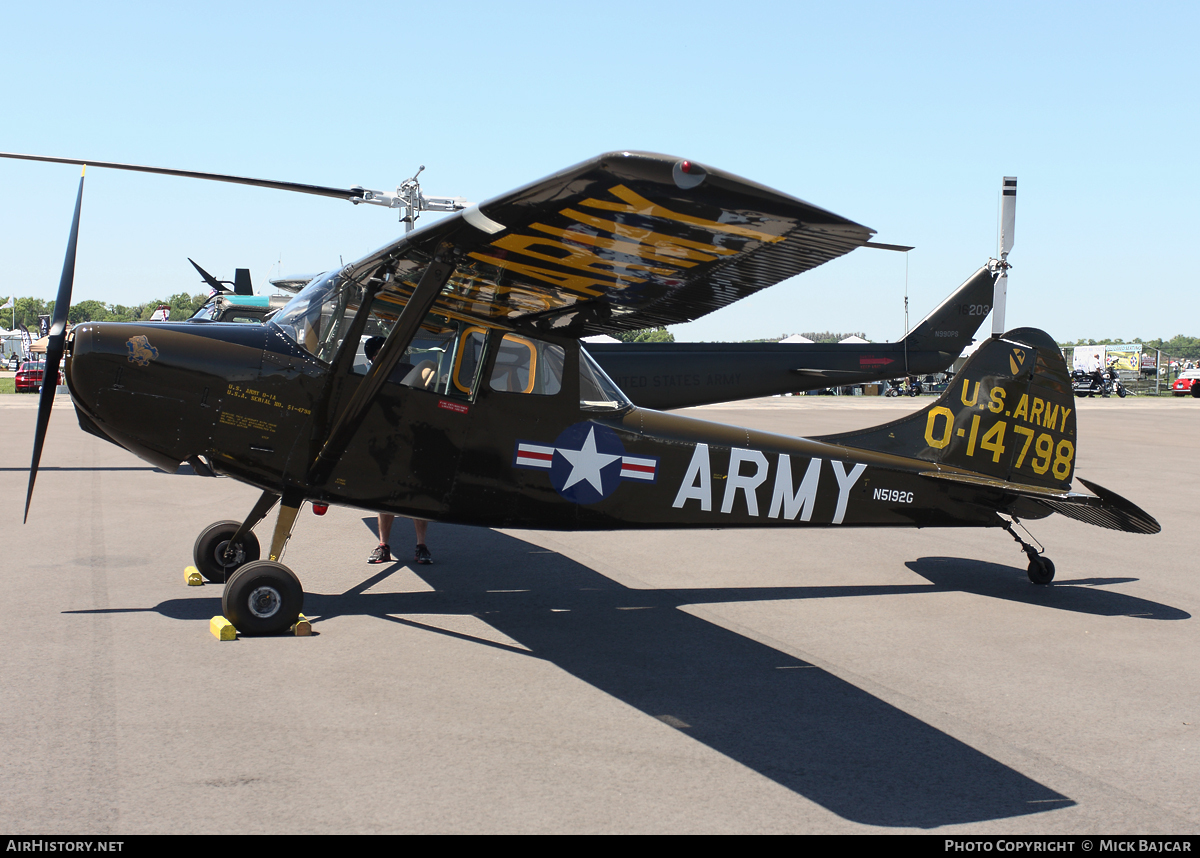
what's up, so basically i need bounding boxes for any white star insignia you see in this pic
[557,427,621,493]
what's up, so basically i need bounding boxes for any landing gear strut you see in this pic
[1002,517,1055,585]
[194,488,307,634]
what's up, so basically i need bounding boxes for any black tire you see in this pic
[1027,556,1056,585]
[193,520,260,583]
[1117,387,1127,398]
[1192,383,1200,399]
[222,561,304,636]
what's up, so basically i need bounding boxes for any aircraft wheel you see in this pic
[1117,387,1127,398]
[194,520,260,583]
[1027,556,1056,585]
[1192,383,1200,399]
[222,561,303,636]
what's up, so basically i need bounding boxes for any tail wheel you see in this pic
[223,561,304,636]
[194,520,260,583]
[1027,556,1056,585]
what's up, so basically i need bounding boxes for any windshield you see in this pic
[271,270,359,363]
[189,298,220,322]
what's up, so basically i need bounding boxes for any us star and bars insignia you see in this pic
[514,422,657,504]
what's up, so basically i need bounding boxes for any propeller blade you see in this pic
[25,169,85,523]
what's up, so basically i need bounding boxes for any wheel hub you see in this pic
[215,539,246,568]
[247,585,282,618]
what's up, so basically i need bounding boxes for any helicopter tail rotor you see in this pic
[990,176,1017,337]
[25,168,85,522]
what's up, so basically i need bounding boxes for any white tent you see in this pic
[779,334,814,344]
[582,334,621,344]
[838,335,869,344]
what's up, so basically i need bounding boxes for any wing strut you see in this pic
[307,252,457,486]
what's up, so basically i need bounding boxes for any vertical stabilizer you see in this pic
[818,327,1077,491]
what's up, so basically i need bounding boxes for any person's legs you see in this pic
[412,519,432,564]
[369,513,395,563]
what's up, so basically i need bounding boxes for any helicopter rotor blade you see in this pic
[25,169,85,523]
[188,258,231,294]
[0,151,368,203]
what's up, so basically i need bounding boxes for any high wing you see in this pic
[342,152,875,337]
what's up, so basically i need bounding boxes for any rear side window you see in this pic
[453,327,564,396]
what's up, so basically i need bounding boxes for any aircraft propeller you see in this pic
[25,168,85,522]
[990,176,1017,337]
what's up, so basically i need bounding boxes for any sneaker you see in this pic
[368,543,391,564]
[414,544,433,565]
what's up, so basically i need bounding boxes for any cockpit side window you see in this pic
[450,327,565,396]
[352,311,461,396]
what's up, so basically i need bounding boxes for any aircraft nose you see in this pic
[68,321,164,398]
[67,321,269,472]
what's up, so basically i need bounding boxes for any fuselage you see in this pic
[66,317,1022,534]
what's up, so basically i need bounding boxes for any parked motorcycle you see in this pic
[1071,364,1127,398]
[885,377,923,397]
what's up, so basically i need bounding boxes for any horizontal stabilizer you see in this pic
[920,471,1160,534]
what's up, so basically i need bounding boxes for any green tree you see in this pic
[614,327,675,343]
[68,300,111,323]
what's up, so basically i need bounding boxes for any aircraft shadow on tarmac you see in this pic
[73,524,1185,827]
[906,557,1190,621]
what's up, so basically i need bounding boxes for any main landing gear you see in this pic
[1002,517,1056,585]
[192,489,306,635]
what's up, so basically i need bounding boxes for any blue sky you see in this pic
[1,1,1195,342]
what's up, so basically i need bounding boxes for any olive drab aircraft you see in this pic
[3,150,1159,637]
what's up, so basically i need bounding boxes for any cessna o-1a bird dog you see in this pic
[5,151,1159,636]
